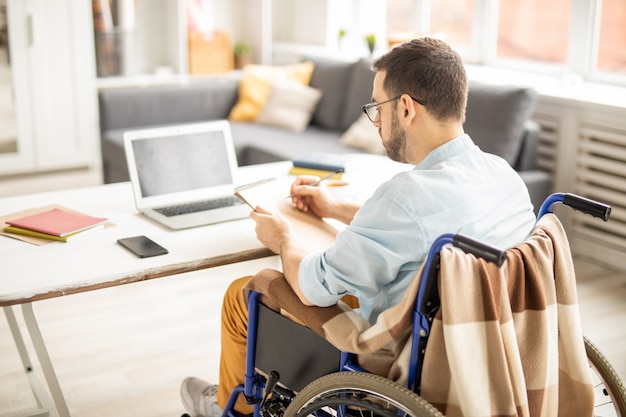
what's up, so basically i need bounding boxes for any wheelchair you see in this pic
[220,193,626,417]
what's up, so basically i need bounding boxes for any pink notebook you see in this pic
[6,208,107,237]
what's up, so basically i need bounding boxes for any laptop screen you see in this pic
[132,130,234,198]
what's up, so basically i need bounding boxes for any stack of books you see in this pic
[289,153,346,179]
[3,208,108,242]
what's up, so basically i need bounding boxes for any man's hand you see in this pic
[249,206,293,254]
[289,175,339,218]
[290,175,361,225]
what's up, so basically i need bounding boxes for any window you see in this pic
[383,0,626,85]
[496,0,571,65]
[596,0,626,75]
[430,0,474,50]
[386,0,417,34]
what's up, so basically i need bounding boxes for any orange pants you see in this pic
[216,276,254,413]
[215,276,360,414]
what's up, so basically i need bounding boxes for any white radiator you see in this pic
[532,112,626,272]
[571,122,626,270]
[533,113,559,174]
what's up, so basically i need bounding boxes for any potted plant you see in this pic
[364,33,376,56]
[234,41,251,69]
[337,28,347,49]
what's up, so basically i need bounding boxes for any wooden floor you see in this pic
[0,169,625,417]
[0,257,281,417]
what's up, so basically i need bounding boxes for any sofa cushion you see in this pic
[228,62,315,122]
[230,122,367,166]
[339,58,376,130]
[256,82,323,132]
[307,57,353,130]
[98,79,239,132]
[340,114,386,154]
[464,81,538,166]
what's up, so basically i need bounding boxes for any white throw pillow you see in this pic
[340,114,386,154]
[255,81,323,132]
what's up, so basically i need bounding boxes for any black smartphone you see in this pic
[117,235,168,258]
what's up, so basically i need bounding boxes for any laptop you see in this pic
[123,120,249,230]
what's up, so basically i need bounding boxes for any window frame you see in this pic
[404,0,626,87]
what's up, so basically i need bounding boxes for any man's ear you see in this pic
[398,94,417,126]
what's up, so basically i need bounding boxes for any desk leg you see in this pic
[22,303,71,417]
[4,305,53,417]
[3,304,70,417]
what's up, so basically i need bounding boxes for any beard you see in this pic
[383,114,407,162]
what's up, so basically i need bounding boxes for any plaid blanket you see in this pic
[244,213,594,416]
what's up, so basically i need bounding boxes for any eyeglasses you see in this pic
[361,95,426,123]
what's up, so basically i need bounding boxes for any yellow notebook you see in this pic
[3,224,103,242]
[288,166,344,179]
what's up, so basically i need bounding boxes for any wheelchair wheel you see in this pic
[283,372,443,417]
[585,336,626,416]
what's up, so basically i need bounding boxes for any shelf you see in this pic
[96,73,189,89]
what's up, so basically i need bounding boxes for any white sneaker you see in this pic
[180,377,224,417]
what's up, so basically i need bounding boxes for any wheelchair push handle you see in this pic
[452,234,506,267]
[563,193,611,221]
[539,192,611,221]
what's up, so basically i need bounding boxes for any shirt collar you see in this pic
[415,134,474,170]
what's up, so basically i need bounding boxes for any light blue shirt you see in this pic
[298,134,536,323]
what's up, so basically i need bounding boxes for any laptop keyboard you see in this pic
[154,197,244,217]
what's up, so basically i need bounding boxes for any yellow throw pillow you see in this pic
[228,61,315,121]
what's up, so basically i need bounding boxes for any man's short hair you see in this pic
[372,37,468,123]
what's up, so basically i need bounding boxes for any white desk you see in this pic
[0,162,284,417]
[0,157,411,417]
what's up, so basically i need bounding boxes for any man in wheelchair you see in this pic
[181,37,537,417]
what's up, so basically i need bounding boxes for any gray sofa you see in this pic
[98,57,552,212]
